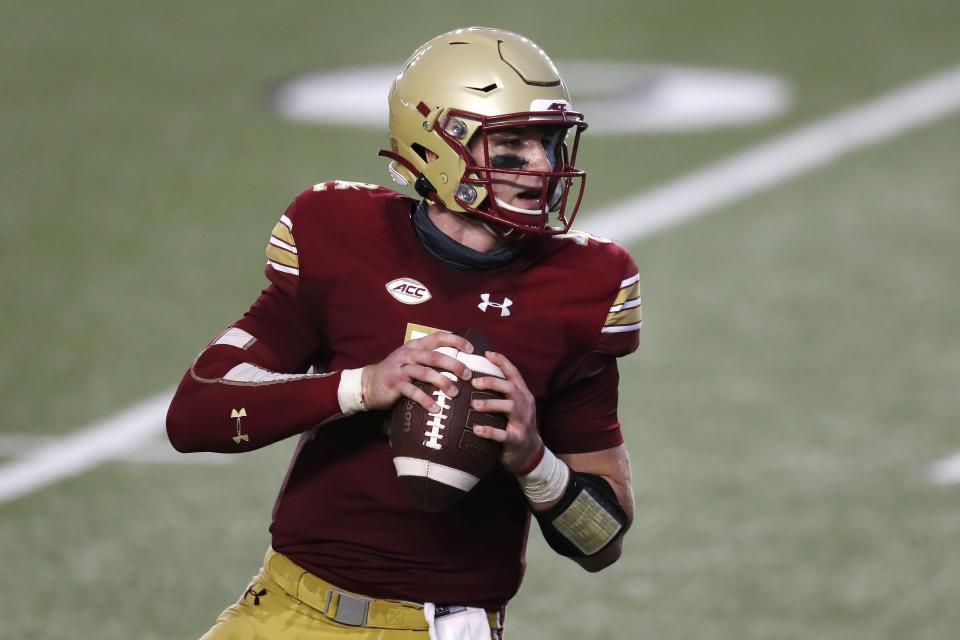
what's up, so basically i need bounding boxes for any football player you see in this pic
[167,26,641,640]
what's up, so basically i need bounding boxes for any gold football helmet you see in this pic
[379,27,587,235]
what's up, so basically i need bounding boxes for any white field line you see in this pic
[930,452,960,485]
[586,65,960,241]
[0,435,52,456]
[0,392,174,504]
[3,65,960,505]
[0,434,231,466]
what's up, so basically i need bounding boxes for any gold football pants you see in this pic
[200,549,503,639]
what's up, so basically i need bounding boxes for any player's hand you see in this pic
[470,351,542,475]
[361,332,474,413]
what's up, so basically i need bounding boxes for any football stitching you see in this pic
[423,383,454,450]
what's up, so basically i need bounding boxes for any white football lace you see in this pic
[433,347,505,378]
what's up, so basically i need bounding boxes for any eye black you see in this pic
[490,155,527,169]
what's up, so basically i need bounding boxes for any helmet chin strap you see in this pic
[494,197,543,216]
[494,187,564,215]
[487,194,562,238]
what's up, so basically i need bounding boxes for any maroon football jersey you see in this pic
[169,180,641,609]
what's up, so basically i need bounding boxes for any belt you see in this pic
[263,548,501,631]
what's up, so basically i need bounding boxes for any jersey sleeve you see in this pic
[594,249,641,357]
[536,244,640,454]
[165,284,347,454]
[538,356,624,454]
[166,187,353,454]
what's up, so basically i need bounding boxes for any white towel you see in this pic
[424,602,492,640]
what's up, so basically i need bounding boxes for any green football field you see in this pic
[2,1,960,638]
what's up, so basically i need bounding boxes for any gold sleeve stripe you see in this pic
[605,306,641,326]
[266,244,299,268]
[271,222,295,246]
[269,236,298,254]
[609,297,641,313]
[613,282,640,306]
[601,322,641,334]
[267,260,299,276]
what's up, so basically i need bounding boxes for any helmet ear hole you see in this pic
[411,143,430,162]
[412,143,440,164]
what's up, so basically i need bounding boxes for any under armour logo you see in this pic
[244,586,267,606]
[231,408,249,444]
[478,293,513,317]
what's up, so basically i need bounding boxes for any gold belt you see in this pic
[264,548,499,630]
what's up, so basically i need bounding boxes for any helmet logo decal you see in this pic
[464,83,498,93]
[478,293,513,317]
[530,98,571,112]
[386,278,433,305]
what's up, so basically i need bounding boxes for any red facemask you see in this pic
[437,108,587,235]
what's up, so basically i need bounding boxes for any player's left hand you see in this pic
[471,351,542,475]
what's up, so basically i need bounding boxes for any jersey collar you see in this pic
[411,200,526,272]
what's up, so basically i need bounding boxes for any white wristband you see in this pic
[337,368,366,415]
[519,447,570,504]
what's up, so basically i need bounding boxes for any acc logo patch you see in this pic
[530,98,570,112]
[386,277,432,305]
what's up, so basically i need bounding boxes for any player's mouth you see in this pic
[514,188,544,206]
[495,188,547,216]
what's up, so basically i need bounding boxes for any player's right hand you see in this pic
[361,332,474,413]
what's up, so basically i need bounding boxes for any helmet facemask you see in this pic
[435,109,587,236]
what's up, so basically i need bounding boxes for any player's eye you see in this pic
[493,137,523,149]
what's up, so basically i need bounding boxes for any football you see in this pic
[388,330,507,512]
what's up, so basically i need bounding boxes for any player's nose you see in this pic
[526,142,554,172]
